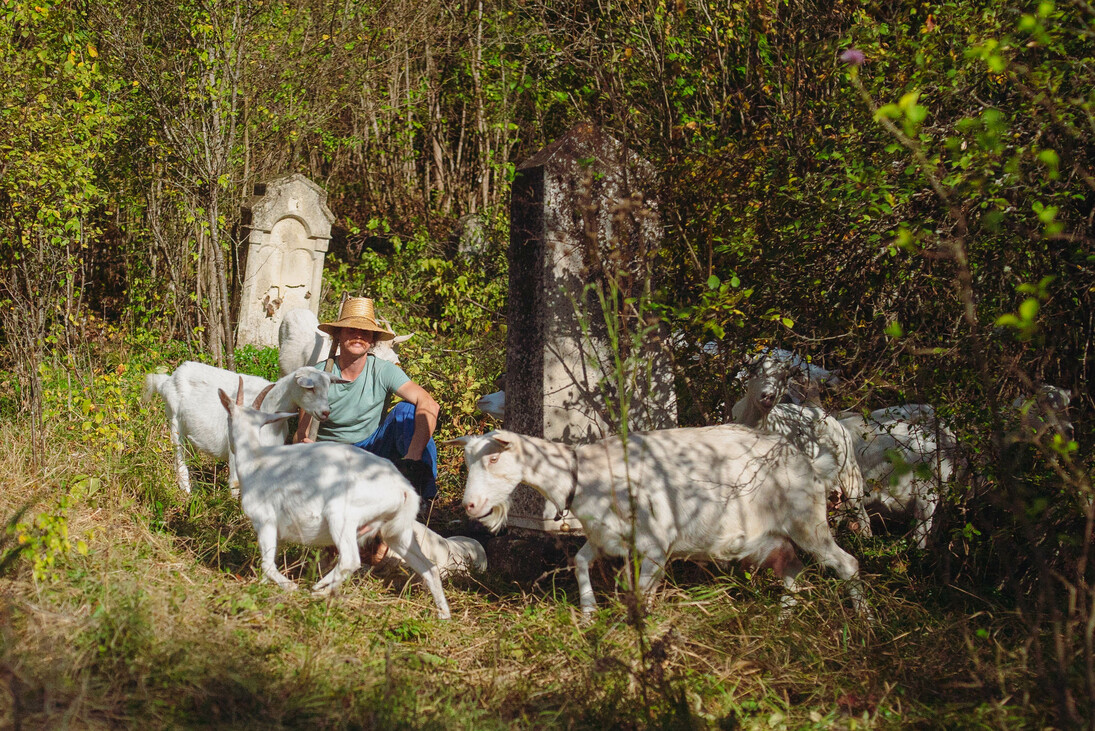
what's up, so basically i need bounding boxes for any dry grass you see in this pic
[0,371,1057,729]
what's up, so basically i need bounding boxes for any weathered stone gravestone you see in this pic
[504,123,678,533]
[237,173,334,348]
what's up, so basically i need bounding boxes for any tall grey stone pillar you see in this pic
[504,123,678,533]
[237,173,334,348]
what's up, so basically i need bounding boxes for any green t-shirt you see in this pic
[315,357,410,444]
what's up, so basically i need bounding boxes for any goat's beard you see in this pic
[479,501,509,534]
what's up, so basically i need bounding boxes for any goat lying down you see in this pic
[371,522,487,580]
[143,362,339,493]
[217,379,451,619]
[447,426,867,615]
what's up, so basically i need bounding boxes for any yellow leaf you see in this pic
[87,44,98,58]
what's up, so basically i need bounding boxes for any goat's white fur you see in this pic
[142,362,338,494]
[217,381,451,618]
[838,407,958,549]
[731,348,839,419]
[372,522,487,580]
[734,391,871,538]
[475,390,505,420]
[277,307,413,376]
[449,426,867,615]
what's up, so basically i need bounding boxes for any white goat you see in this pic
[217,380,451,618]
[142,362,338,494]
[476,390,505,420]
[277,308,333,376]
[448,426,867,616]
[733,388,871,538]
[838,407,958,549]
[1011,383,1075,444]
[277,307,414,376]
[372,522,487,580]
[731,348,840,420]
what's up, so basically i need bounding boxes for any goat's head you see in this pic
[445,431,525,533]
[743,356,792,413]
[219,377,300,452]
[1014,384,1076,444]
[290,368,343,421]
[369,328,413,365]
[475,390,505,420]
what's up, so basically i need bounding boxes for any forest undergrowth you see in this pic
[0,322,1071,729]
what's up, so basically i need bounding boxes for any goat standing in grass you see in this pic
[448,426,868,617]
[143,362,339,494]
[217,379,451,618]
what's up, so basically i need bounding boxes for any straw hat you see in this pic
[318,297,396,341]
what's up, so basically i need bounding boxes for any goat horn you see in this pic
[235,376,245,406]
[252,383,275,410]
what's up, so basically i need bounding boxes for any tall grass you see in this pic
[0,331,1069,728]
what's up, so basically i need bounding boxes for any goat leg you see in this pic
[257,524,297,591]
[390,529,451,620]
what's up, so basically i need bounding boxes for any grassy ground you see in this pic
[0,353,1056,729]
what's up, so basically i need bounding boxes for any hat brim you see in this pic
[318,318,396,341]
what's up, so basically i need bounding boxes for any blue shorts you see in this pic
[354,401,438,499]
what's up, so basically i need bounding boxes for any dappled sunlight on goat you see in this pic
[447,426,868,618]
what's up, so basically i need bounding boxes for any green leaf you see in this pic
[1018,298,1039,321]
[874,103,902,121]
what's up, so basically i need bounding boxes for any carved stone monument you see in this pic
[504,123,678,533]
[237,173,334,348]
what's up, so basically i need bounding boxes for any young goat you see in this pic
[217,379,451,618]
[1011,383,1075,444]
[448,426,867,616]
[277,307,412,376]
[143,362,339,494]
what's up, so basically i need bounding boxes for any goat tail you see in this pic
[142,373,169,404]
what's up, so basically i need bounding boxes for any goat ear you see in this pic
[391,333,414,344]
[441,435,475,447]
[331,376,351,384]
[218,389,232,411]
[252,383,276,409]
[489,434,513,450]
[263,411,298,425]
